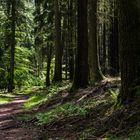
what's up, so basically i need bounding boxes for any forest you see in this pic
[0,0,140,139]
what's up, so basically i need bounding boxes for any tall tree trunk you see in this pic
[88,0,102,85]
[102,22,106,74]
[62,14,68,80]
[53,0,62,82]
[118,0,140,103]
[108,0,119,76]
[34,0,43,77]
[68,0,74,81]
[8,0,16,92]
[71,0,88,90]
[46,44,53,87]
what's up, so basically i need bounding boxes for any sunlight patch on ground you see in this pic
[0,120,12,126]
[0,93,15,98]
[24,94,48,109]
[102,76,121,82]
[24,83,71,109]
[14,86,44,95]
[11,99,27,104]
[0,97,11,105]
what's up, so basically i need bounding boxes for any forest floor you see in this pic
[0,94,41,140]
[0,78,140,140]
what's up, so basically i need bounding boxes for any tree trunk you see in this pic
[108,0,119,76]
[8,0,16,92]
[88,0,102,85]
[34,0,43,77]
[46,44,53,87]
[53,0,62,82]
[68,0,74,81]
[118,0,140,103]
[71,0,88,90]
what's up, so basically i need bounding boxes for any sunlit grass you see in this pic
[14,86,44,95]
[0,93,15,98]
[35,102,88,125]
[23,83,113,126]
[24,82,71,109]
[0,96,11,104]
[0,92,14,104]
[24,93,48,109]
[33,93,110,125]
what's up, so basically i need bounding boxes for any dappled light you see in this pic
[0,0,140,139]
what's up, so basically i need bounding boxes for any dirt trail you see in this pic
[0,96,40,140]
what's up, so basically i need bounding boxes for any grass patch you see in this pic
[24,82,71,109]
[35,102,88,125]
[20,94,106,126]
[17,79,140,139]
[0,96,11,104]
[14,86,44,95]
[0,93,15,98]
[34,94,110,126]
[23,84,113,126]
[24,93,48,109]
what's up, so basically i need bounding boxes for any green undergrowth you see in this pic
[35,97,108,125]
[0,95,12,104]
[105,126,140,140]
[0,92,15,104]
[16,81,140,139]
[0,92,16,98]
[35,102,87,125]
[79,127,140,140]
[14,86,44,95]
[24,82,71,109]
[20,88,116,126]
[19,96,111,126]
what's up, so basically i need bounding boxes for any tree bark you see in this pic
[71,0,88,90]
[53,0,62,82]
[8,0,16,92]
[88,0,102,85]
[46,44,53,87]
[118,0,140,103]
[68,0,74,81]
[108,0,119,76]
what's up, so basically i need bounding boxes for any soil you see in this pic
[0,95,41,140]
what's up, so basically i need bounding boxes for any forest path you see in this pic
[0,95,40,140]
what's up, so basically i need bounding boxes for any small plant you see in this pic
[35,102,88,125]
[109,89,118,102]
[24,82,71,109]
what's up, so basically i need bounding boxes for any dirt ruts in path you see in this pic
[0,96,40,140]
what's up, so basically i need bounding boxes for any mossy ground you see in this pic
[14,78,140,139]
[0,93,14,104]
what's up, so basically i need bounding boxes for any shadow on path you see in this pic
[0,96,40,140]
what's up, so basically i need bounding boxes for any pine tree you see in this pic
[71,0,88,90]
[8,0,16,92]
[88,0,103,85]
[53,0,62,82]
